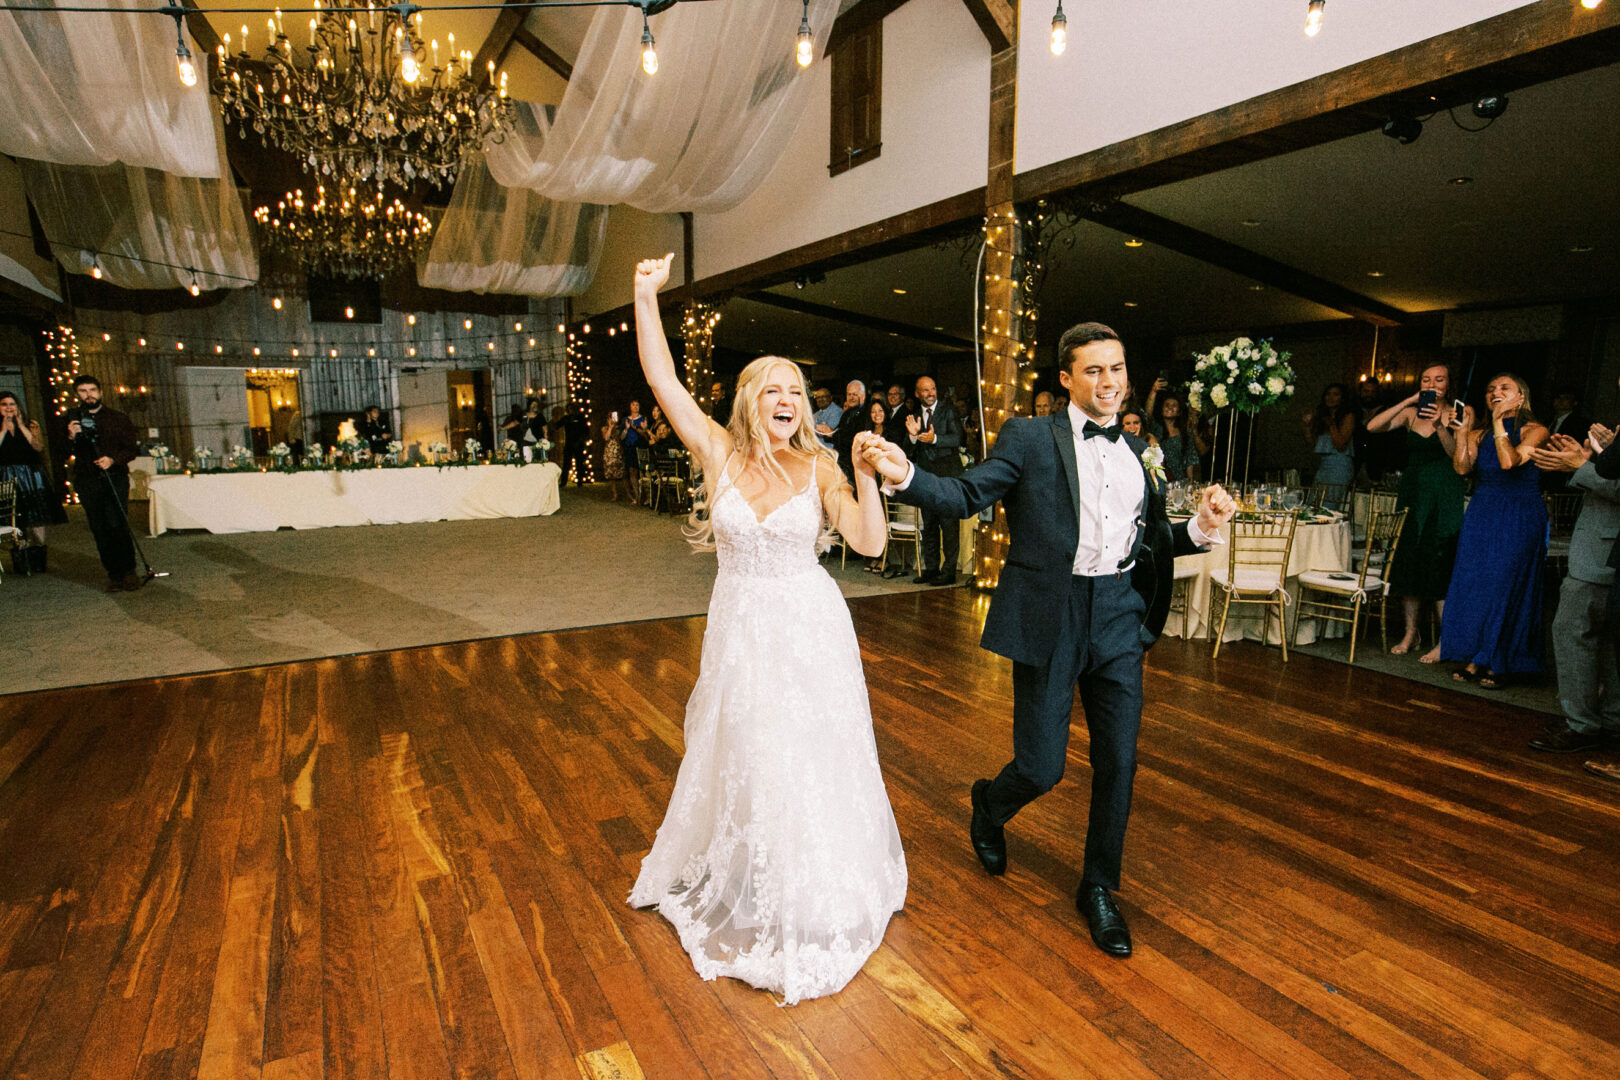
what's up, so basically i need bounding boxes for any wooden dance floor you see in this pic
[2,588,1617,1079]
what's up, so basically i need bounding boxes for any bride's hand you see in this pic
[634,253,674,298]
[860,436,910,483]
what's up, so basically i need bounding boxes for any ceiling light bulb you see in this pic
[1051,3,1067,55]
[641,25,658,75]
[273,297,283,310]
[91,263,102,280]
[1582,0,1602,9]
[796,1,813,68]
[177,45,198,88]
[1305,1,1324,37]
[399,34,420,84]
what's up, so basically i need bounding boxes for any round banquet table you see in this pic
[1163,513,1354,645]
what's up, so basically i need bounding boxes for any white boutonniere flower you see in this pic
[1140,444,1167,489]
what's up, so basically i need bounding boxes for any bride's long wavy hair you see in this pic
[685,355,840,552]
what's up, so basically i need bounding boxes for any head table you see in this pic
[1163,513,1354,646]
[145,461,561,536]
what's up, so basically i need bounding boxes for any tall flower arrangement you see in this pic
[1185,337,1295,414]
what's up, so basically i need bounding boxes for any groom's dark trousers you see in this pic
[985,572,1144,892]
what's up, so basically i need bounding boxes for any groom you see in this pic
[859,322,1235,957]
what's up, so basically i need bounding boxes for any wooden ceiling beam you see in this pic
[178,0,219,54]
[744,291,974,350]
[1090,201,1404,327]
[1015,1,1620,205]
[959,0,1016,53]
[826,0,911,55]
[472,1,530,90]
[512,25,573,82]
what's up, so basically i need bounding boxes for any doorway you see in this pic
[447,370,493,452]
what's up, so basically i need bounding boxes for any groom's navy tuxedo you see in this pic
[891,407,1203,891]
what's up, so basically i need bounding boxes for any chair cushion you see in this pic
[1209,567,1285,593]
[1172,559,1200,580]
[1299,569,1385,594]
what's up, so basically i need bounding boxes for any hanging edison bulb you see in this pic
[1305,0,1325,37]
[795,0,813,68]
[398,28,420,84]
[641,24,658,75]
[173,15,198,86]
[1050,2,1068,56]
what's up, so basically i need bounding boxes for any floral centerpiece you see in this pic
[1185,336,1296,491]
[269,442,292,470]
[500,438,519,461]
[427,440,449,465]
[191,446,215,471]
[340,435,367,463]
[146,444,170,473]
[386,439,403,465]
[1185,337,1295,414]
[227,444,255,470]
[463,437,482,462]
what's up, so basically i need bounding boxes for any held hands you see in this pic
[1194,484,1237,535]
[633,253,674,299]
[855,432,909,484]
[1531,433,1590,474]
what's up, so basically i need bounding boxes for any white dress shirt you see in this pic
[887,402,1217,570]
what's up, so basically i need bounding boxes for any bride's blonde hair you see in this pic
[686,355,841,551]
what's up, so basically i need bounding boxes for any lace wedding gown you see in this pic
[628,457,907,1005]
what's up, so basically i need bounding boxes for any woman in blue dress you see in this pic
[1302,383,1357,499]
[1440,373,1550,688]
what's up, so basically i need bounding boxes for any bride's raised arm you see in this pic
[633,254,729,472]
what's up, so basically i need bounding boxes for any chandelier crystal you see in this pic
[213,2,513,188]
[254,185,434,280]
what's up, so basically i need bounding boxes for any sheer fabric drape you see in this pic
[20,118,258,290]
[0,2,218,177]
[418,133,609,297]
[485,0,837,213]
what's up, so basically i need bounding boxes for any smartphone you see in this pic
[611,410,619,423]
[1416,389,1437,417]
[1451,399,1467,428]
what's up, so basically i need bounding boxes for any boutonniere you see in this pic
[1140,444,1167,490]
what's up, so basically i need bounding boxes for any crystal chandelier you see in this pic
[212,2,513,187]
[254,185,434,280]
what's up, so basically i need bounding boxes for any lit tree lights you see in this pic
[565,332,595,483]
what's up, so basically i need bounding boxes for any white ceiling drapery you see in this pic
[0,2,218,178]
[418,133,610,297]
[485,0,838,213]
[21,117,258,291]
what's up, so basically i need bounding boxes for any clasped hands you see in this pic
[852,430,1239,534]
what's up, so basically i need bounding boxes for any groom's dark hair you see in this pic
[1057,322,1121,372]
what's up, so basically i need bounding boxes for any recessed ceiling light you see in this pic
[1448,176,1473,185]
[1124,238,1144,248]
[1123,301,1139,307]
[1570,244,1595,254]
[933,326,944,331]
[1248,285,1265,291]
[892,288,907,294]
[1240,219,1261,227]
[1366,271,1385,277]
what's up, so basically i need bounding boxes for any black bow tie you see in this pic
[1082,420,1123,441]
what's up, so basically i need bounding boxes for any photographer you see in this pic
[66,375,142,591]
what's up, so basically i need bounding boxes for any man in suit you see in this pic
[1542,388,1593,493]
[831,379,867,482]
[1530,423,1620,753]
[859,322,1235,957]
[905,376,966,585]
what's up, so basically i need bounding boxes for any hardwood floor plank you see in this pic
[0,591,1615,1079]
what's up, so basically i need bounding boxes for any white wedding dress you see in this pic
[628,455,907,1005]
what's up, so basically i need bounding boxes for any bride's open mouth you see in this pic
[771,409,795,430]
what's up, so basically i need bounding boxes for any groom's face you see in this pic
[1059,340,1127,422]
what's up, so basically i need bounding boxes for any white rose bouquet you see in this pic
[464,438,482,461]
[1186,336,1295,414]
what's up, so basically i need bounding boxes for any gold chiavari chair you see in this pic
[1543,491,1583,577]
[0,479,21,583]
[880,496,920,577]
[1292,507,1407,662]
[1208,510,1299,660]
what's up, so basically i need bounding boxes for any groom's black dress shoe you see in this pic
[969,779,1006,876]
[1078,884,1132,957]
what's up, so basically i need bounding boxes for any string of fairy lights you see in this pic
[681,300,720,398]
[563,330,595,483]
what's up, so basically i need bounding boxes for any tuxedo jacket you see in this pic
[908,399,965,478]
[893,411,1200,666]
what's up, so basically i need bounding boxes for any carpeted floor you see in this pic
[0,485,943,694]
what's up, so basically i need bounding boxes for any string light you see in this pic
[796,0,813,67]
[640,7,658,75]
[172,12,198,87]
[1305,1,1325,37]
[565,333,596,483]
[1050,2,1067,56]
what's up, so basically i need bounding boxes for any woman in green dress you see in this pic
[1365,364,1466,661]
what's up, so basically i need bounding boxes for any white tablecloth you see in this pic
[147,462,561,535]
[1163,517,1353,645]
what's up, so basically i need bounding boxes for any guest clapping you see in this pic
[1365,365,1465,659]
[1438,374,1549,688]
[623,400,649,502]
[647,404,676,452]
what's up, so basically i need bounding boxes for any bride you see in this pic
[626,254,907,1004]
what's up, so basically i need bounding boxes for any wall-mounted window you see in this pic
[828,19,881,177]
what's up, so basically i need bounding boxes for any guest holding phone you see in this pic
[1365,365,1465,660]
[602,412,632,503]
[1438,374,1549,688]
[1301,383,1357,492]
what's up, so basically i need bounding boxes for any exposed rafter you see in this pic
[512,24,572,81]
[959,0,1015,53]
[826,0,910,55]
[472,0,531,90]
